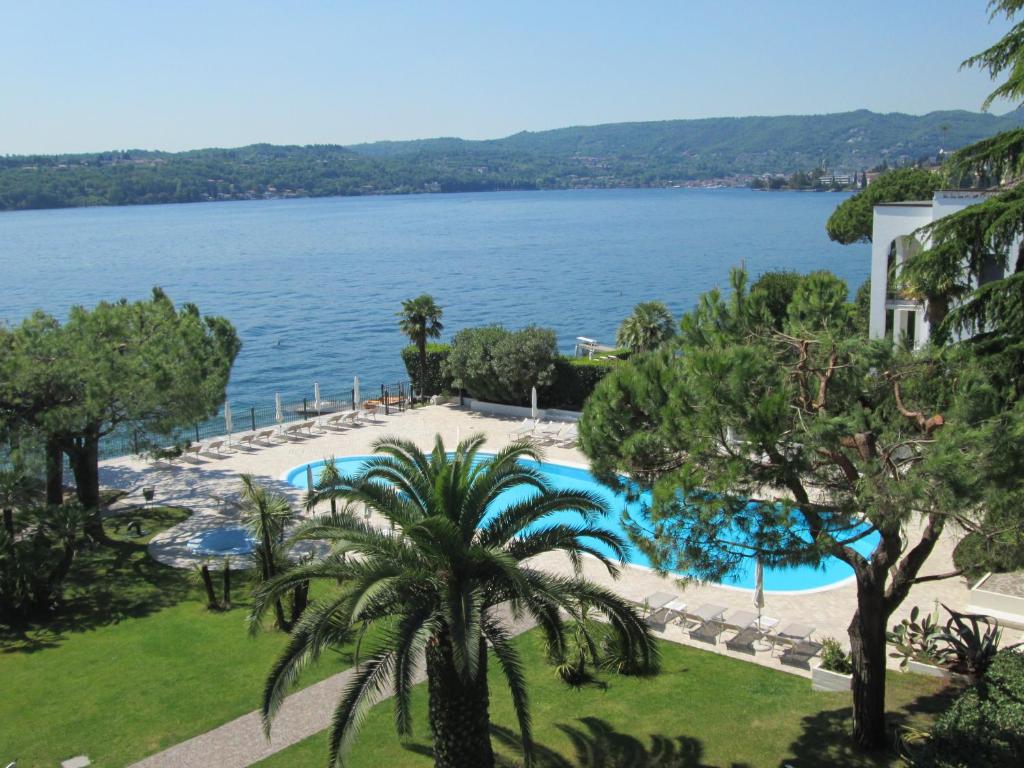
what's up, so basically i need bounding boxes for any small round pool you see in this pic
[187,526,256,556]
[284,455,879,594]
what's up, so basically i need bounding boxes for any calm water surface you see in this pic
[0,189,868,406]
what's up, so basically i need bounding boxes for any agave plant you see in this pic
[250,434,657,768]
[934,604,1019,678]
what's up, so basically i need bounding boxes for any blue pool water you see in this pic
[285,456,879,593]
[187,526,256,556]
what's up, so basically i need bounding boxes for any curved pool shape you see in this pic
[285,456,879,593]
[187,526,256,556]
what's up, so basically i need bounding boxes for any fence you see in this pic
[96,380,413,461]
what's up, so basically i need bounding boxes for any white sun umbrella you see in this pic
[223,400,233,446]
[275,392,283,430]
[752,558,771,650]
[531,386,538,420]
[313,381,322,417]
[306,464,315,495]
[353,376,360,410]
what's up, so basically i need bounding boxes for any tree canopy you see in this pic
[446,326,558,405]
[825,167,943,244]
[615,301,675,353]
[579,269,1009,749]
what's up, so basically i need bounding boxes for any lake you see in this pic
[0,188,869,408]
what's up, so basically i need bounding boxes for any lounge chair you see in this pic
[555,422,579,447]
[770,622,815,653]
[725,626,763,655]
[534,421,564,443]
[204,439,225,455]
[509,418,537,439]
[255,428,277,444]
[690,620,725,644]
[683,602,727,628]
[780,640,823,669]
[298,420,316,434]
[640,592,678,626]
[184,443,202,460]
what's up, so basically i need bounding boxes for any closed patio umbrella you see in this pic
[275,392,283,428]
[313,382,322,417]
[306,464,315,494]
[353,376,360,409]
[531,386,538,419]
[752,559,771,651]
[224,401,233,446]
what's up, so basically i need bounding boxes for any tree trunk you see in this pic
[848,576,889,751]
[426,633,494,768]
[291,580,309,625]
[200,564,220,610]
[2,509,12,537]
[67,432,103,539]
[221,561,232,610]
[45,435,64,507]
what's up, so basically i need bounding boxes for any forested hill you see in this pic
[2,109,1022,211]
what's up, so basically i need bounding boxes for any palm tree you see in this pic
[250,434,656,768]
[615,301,675,353]
[239,474,305,631]
[397,294,444,397]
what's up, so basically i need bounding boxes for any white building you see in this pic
[869,190,1016,346]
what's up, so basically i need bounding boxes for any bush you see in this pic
[819,636,853,674]
[912,649,1024,767]
[543,357,620,411]
[446,326,558,405]
[400,343,452,396]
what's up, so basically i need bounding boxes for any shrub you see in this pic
[819,636,853,674]
[543,357,620,411]
[750,271,803,329]
[912,649,1024,767]
[400,343,452,396]
[888,605,945,670]
[446,326,558,405]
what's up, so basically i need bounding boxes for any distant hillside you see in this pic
[2,109,1021,211]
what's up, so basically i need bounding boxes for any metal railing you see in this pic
[97,381,412,461]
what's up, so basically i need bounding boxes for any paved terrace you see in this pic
[101,403,1018,663]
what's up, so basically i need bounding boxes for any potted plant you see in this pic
[811,637,853,691]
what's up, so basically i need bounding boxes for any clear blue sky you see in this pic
[1,0,1017,154]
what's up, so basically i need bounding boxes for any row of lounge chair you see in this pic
[175,408,378,460]
[508,418,579,447]
[640,591,823,669]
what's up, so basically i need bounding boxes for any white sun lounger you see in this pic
[203,439,226,455]
[509,418,537,439]
[534,421,564,443]
[555,423,579,447]
[255,428,277,444]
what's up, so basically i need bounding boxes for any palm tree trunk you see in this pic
[200,564,220,610]
[426,634,494,768]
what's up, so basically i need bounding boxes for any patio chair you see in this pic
[183,443,202,460]
[298,420,316,434]
[255,428,277,444]
[780,640,823,670]
[509,418,537,439]
[769,622,816,654]
[204,439,225,455]
[683,603,728,642]
[721,609,758,634]
[238,433,259,449]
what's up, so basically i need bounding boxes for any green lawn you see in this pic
[0,507,359,768]
[1,507,957,768]
[255,630,956,768]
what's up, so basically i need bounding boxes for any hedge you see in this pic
[400,343,453,397]
[914,649,1024,767]
[542,357,620,411]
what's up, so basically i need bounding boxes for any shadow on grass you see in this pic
[487,718,748,768]
[0,505,207,653]
[781,680,963,767]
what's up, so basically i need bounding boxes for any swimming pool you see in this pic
[284,455,878,593]
[187,526,256,556]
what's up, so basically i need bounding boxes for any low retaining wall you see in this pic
[462,398,581,422]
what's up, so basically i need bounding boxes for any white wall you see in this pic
[869,205,932,340]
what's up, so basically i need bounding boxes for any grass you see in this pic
[0,506,360,767]
[254,630,956,768]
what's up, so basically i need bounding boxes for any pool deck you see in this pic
[100,402,1022,670]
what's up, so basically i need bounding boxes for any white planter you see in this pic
[907,659,948,677]
[812,666,853,692]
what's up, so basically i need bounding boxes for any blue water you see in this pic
[0,189,868,407]
[285,456,878,593]
[187,527,256,556]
